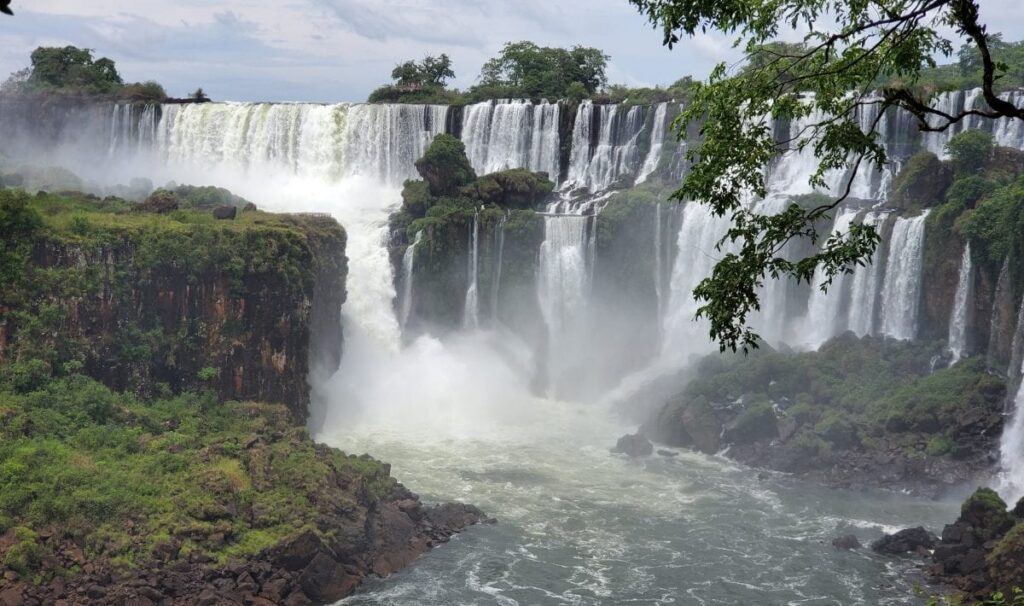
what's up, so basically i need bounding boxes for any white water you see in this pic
[948,242,974,363]
[491,214,507,324]
[1000,364,1024,504]
[463,213,481,330]
[636,102,668,185]
[879,213,929,341]
[538,210,594,397]
[846,211,887,337]
[802,207,860,348]
[566,103,648,192]
[461,100,561,179]
[399,231,423,329]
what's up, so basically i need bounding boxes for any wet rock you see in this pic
[656,449,678,458]
[871,526,938,555]
[611,432,654,457]
[831,534,861,550]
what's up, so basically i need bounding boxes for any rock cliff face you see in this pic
[1,199,345,421]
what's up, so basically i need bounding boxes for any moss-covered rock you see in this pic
[459,169,554,209]
[888,151,954,211]
[646,334,1005,493]
[415,134,476,197]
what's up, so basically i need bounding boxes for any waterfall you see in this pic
[399,230,423,329]
[802,207,860,347]
[566,102,648,192]
[1000,363,1024,503]
[654,203,664,320]
[660,202,735,358]
[491,214,507,323]
[846,211,887,337]
[460,100,560,179]
[150,102,449,185]
[636,103,668,184]
[948,242,974,363]
[463,213,481,330]
[879,212,929,340]
[538,206,595,396]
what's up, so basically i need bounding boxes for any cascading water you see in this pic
[1000,354,1024,504]
[399,231,423,329]
[636,103,668,185]
[463,213,481,330]
[11,89,1024,605]
[491,214,507,324]
[879,212,929,340]
[566,102,648,192]
[846,211,887,337]
[802,207,860,347]
[461,100,560,179]
[948,242,974,363]
[538,205,595,397]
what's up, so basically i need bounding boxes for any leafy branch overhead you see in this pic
[628,0,1024,352]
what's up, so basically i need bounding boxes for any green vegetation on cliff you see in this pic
[0,374,397,580]
[651,334,1005,471]
[2,46,166,101]
[0,189,346,419]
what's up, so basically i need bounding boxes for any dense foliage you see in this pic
[661,334,1004,458]
[471,41,608,102]
[368,54,462,104]
[628,0,1024,352]
[0,373,397,579]
[1,46,166,101]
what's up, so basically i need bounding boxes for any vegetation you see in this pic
[2,46,167,101]
[659,333,1005,457]
[471,41,609,101]
[0,188,342,406]
[628,0,1024,352]
[368,54,463,104]
[0,372,398,579]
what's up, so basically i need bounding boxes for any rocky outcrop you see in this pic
[0,468,487,606]
[611,432,654,457]
[871,526,938,555]
[926,488,1021,598]
[1,197,347,421]
[644,336,1006,496]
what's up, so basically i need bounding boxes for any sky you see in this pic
[1,0,1023,103]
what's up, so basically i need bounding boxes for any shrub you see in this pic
[946,129,995,176]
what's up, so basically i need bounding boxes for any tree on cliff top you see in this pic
[628,0,1024,352]
[472,41,609,101]
[26,46,123,93]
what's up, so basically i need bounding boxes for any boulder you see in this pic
[213,206,238,220]
[611,432,654,457]
[134,191,180,214]
[871,526,938,555]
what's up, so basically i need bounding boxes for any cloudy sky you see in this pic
[1,0,1022,103]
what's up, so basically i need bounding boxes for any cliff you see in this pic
[0,190,346,421]
[0,189,487,605]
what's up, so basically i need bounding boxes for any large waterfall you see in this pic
[9,84,1024,605]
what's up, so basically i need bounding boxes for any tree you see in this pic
[627,0,1024,352]
[389,54,455,89]
[946,129,994,176]
[26,46,123,93]
[474,41,608,100]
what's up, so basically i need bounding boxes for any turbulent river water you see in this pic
[320,391,955,606]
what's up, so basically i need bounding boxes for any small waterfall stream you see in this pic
[399,231,423,329]
[463,213,481,330]
[948,242,974,363]
[879,212,929,340]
